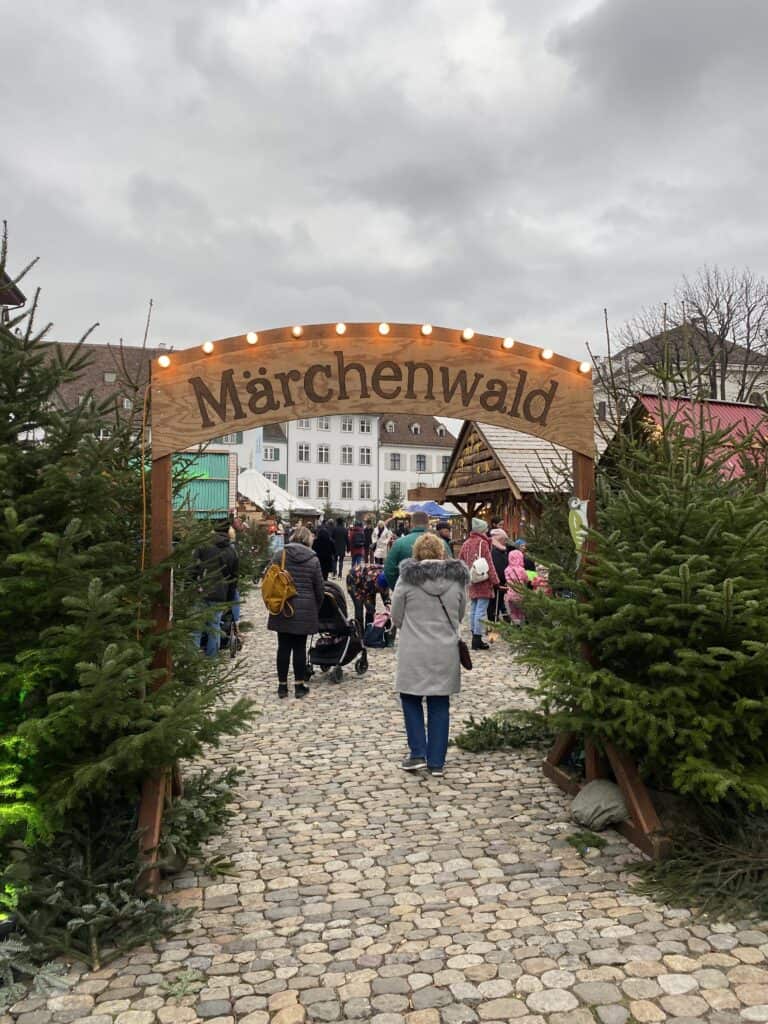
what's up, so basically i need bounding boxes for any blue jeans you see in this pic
[470,597,490,636]
[193,603,223,658]
[400,693,450,769]
[351,553,364,569]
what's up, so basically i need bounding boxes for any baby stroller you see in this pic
[308,581,369,683]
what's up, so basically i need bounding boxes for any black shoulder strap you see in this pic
[434,593,457,633]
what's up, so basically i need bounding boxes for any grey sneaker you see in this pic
[428,766,445,777]
[400,757,427,772]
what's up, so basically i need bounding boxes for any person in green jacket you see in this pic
[384,510,452,588]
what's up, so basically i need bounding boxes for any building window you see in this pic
[341,415,354,433]
[297,443,311,462]
[219,432,243,444]
[387,482,402,498]
[389,453,401,471]
[263,446,280,461]
[359,417,372,433]
[341,480,353,500]
[297,418,312,429]
[341,445,353,465]
[317,480,329,499]
[385,420,395,433]
[359,481,372,500]
[264,471,280,485]
[409,422,421,435]
[122,397,133,410]
[416,454,427,473]
[442,455,451,472]
[436,424,446,437]
[297,479,310,498]
[103,371,117,384]
[97,426,112,440]
[359,446,371,466]
[317,416,330,430]
[597,401,607,422]
[317,444,330,464]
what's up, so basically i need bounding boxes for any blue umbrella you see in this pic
[407,500,456,517]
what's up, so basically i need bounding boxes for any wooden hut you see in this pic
[410,421,569,535]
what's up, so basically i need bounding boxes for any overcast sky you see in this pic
[3,0,767,360]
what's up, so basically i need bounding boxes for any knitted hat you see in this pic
[436,518,451,529]
[471,518,489,534]
[490,528,509,542]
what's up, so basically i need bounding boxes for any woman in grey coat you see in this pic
[267,526,324,699]
[390,532,469,776]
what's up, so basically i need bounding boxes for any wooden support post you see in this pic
[137,452,174,891]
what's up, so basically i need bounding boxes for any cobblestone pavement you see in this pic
[9,593,768,1024]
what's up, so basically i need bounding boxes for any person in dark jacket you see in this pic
[312,521,335,579]
[363,521,374,563]
[193,521,239,657]
[330,519,349,578]
[267,526,324,699]
[348,520,366,569]
[487,528,510,622]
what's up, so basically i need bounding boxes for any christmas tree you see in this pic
[381,483,404,517]
[0,233,253,959]
[509,403,768,809]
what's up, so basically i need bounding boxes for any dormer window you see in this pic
[436,425,446,437]
[409,422,421,435]
[385,420,395,433]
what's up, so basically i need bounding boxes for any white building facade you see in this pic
[284,413,380,518]
[250,414,459,519]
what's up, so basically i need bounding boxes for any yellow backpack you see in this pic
[261,549,298,616]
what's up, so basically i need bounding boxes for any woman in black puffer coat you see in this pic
[267,526,324,699]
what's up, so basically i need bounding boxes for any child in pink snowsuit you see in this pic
[504,549,529,624]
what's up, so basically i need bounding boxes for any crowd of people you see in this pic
[194,509,549,777]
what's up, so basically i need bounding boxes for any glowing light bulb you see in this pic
[541,348,554,360]
[378,322,390,336]
[246,331,258,345]
[292,325,303,338]
[335,322,347,335]
[502,337,515,350]
[157,354,171,368]
[579,361,591,374]
[202,341,214,354]
[421,323,433,336]
[461,328,474,341]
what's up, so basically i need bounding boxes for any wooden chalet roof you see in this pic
[440,421,569,501]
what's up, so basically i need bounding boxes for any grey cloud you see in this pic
[2,0,767,363]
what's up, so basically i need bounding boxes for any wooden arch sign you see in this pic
[150,323,595,460]
[139,323,599,884]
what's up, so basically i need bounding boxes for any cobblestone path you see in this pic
[12,594,768,1024]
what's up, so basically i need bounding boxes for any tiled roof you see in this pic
[379,413,455,448]
[620,324,766,366]
[635,394,768,478]
[46,341,162,412]
[0,270,26,308]
[263,423,287,443]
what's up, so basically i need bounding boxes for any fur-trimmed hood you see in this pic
[398,557,469,596]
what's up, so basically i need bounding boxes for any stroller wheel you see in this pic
[330,665,343,683]
[355,651,368,675]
